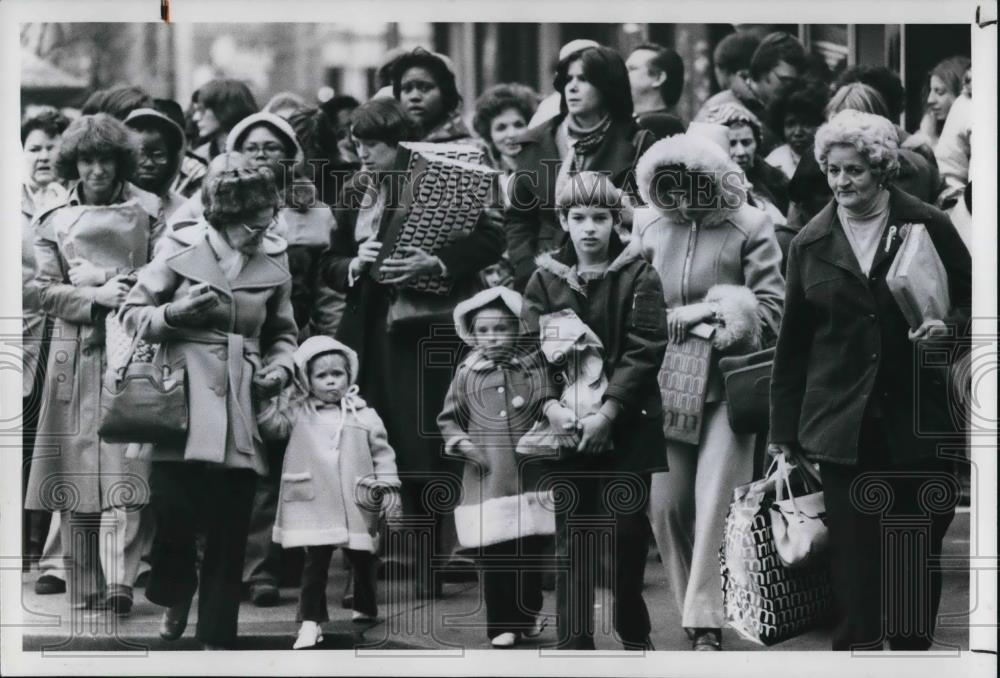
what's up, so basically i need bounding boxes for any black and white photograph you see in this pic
[0,1,995,676]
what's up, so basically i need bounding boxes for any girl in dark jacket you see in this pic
[521,172,668,650]
[506,45,656,290]
[769,110,971,651]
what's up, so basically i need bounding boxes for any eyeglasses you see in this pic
[242,143,286,157]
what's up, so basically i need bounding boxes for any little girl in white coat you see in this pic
[257,335,401,649]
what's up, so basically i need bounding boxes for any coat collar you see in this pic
[534,232,644,294]
[164,228,291,297]
[797,186,935,281]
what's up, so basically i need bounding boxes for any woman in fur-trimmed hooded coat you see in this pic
[631,132,785,648]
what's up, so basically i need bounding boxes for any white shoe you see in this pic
[522,615,548,638]
[490,632,519,648]
[293,621,323,649]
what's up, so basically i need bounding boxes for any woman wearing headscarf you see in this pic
[769,110,970,651]
[505,45,656,290]
[632,132,785,651]
[25,113,165,615]
[119,163,297,649]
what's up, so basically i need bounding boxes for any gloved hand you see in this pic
[381,488,404,523]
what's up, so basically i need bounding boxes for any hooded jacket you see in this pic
[125,107,188,219]
[633,134,785,401]
[258,336,400,550]
[437,287,556,548]
[521,233,668,474]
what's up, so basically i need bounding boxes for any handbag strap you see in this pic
[114,311,153,379]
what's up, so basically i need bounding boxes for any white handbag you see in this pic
[768,452,828,569]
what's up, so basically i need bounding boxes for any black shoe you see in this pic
[133,570,151,588]
[159,598,192,641]
[34,574,66,595]
[105,585,133,616]
[250,582,280,607]
[692,628,722,651]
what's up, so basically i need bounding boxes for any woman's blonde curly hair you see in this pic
[814,109,900,182]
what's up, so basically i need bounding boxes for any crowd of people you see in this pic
[20,28,972,652]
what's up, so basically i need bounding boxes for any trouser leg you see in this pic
[611,475,653,646]
[297,545,335,623]
[38,511,66,580]
[684,403,754,629]
[343,548,379,618]
[242,442,284,587]
[145,463,198,607]
[195,467,258,648]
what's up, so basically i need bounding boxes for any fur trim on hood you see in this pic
[635,133,748,219]
[533,235,645,295]
[225,112,305,174]
[704,284,761,353]
[453,286,525,347]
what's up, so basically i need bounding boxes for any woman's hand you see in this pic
[93,275,132,309]
[379,245,442,285]
[68,258,109,287]
[381,488,404,522]
[252,363,290,400]
[767,442,798,460]
[576,413,613,455]
[165,283,220,327]
[349,240,383,278]
[908,319,949,343]
[666,303,715,343]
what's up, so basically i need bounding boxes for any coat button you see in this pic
[868,313,876,320]
[499,410,507,417]
[511,395,525,409]
[497,386,505,394]
[870,353,878,362]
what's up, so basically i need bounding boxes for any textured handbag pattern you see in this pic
[720,478,834,645]
[106,310,156,372]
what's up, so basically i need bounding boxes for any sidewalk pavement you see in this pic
[18,512,969,653]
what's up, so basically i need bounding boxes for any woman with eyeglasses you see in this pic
[119,162,298,650]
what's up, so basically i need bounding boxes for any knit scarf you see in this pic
[566,115,612,173]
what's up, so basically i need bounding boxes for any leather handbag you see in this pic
[718,346,775,433]
[98,316,188,445]
[385,287,458,332]
[768,451,828,569]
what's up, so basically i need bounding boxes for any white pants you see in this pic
[648,401,755,629]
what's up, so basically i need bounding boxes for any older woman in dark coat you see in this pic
[321,98,506,598]
[120,164,297,649]
[505,45,656,290]
[769,110,971,651]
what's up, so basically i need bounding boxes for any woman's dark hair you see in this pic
[390,47,461,117]
[749,32,806,81]
[192,79,259,132]
[320,95,361,124]
[349,98,418,146]
[288,107,338,163]
[125,114,185,160]
[713,31,761,76]
[769,82,829,140]
[834,65,905,121]
[54,113,139,182]
[632,43,685,107]
[81,86,153,119]
[21,107,71,145]
[472,83,539,148]
[554,45,635,124]
[929,56,971,98]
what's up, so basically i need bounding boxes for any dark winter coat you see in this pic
[505,116,655,290]
[769,186,971,466]
[521,236,669,475]
[320,173,505,475]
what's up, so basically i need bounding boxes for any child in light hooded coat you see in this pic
[258,335,401,649]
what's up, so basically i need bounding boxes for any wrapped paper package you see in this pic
[886,223,951,330]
